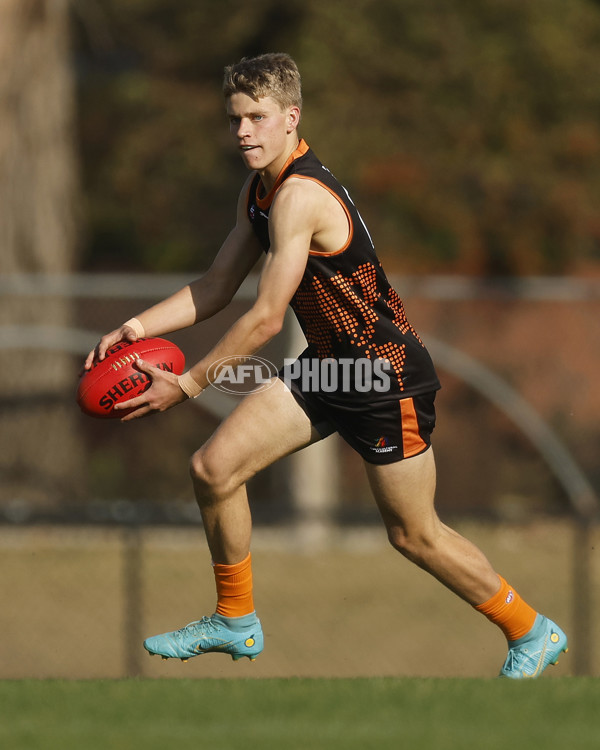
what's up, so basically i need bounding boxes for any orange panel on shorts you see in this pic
[399,398,427,458]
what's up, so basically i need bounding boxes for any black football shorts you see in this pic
[282,371,437,465]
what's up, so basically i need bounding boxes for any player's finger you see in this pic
[84,327,136,371]
[83,339,109,371]
[132,358,158,375]
[113,393,149,412]
[82,350,95,372]
[120,405,151,422]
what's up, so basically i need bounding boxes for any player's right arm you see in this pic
[84,175,263,370]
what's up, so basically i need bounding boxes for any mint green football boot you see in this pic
[143,612,263,662]
[499,614,568,679]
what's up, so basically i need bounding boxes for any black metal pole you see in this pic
[122,525,143,678]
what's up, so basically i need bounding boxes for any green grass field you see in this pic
[1,677,599,750]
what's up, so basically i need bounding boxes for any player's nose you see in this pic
[236,117,252,138]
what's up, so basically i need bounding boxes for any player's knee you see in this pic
[387,527,413,557]
[386,526,435,566]
[189,447,232,499]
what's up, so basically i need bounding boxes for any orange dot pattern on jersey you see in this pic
[371,341,407,385]
[387,286,424,342]
[291,262,423,390]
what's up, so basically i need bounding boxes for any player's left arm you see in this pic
[117,178,320,420]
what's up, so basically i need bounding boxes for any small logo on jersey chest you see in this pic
[248,204,269,222]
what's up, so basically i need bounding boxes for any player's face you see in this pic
[227,93,299,177]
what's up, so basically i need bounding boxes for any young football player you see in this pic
[85,53,567,678]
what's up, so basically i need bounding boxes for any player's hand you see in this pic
[83,324,140,371]
[114,359,188,421]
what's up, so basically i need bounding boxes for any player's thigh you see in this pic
[364,447,439,536]
[194,378,322,488]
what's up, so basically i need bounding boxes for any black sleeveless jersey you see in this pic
[246,139,440,401]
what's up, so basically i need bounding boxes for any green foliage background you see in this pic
[75,0,600,276]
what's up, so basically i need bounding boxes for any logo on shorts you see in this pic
[207,356,279,395]
[371,436,398,454]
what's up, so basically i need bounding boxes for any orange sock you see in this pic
[475,576,537,642]
[213,552,254,618]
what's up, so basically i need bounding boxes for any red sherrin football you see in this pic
[77,337,185,418]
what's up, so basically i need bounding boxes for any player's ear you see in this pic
[286,106,301,133]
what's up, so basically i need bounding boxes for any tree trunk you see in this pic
[0,0,84,511]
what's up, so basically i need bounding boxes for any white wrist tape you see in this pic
[123,317,146,338]
[177,370,204,399]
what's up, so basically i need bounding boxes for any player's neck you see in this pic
[258,137,300,193]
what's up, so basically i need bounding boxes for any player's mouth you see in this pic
[240,145,259,152]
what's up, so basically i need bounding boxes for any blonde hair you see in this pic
[223,53,302,111]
